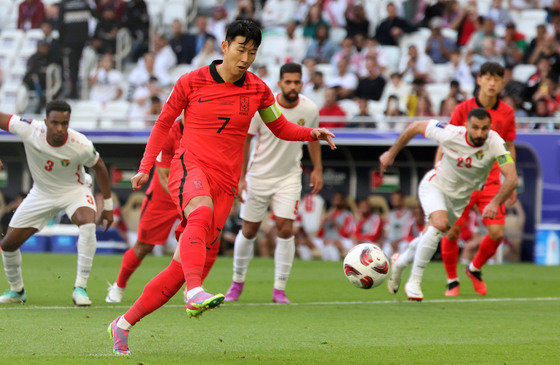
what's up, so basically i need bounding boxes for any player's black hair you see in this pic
[479,62,504,78]
[467,108,491,122]
[279,63,302,78]
[46,100,71,117]
[225,19,262,47]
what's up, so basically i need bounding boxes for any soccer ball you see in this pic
[343,243,390,289]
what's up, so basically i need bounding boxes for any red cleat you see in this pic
[444,281,460,296]
[465,267,487,295]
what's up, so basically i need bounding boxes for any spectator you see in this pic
[375,2,416,46]
[487,0,512,26]
[234,0,258,23]
[502,95,528,119]
[532,98,555,130]
[448,79,467,102]
[349,98,374,128]
[152,34,177,86]
[406,78,428,116]
[23,40,55,112]
[525,24,548,64]
[94,5,119,55]
[355,57,386,101]
[449,50,474,90]
[385,94,405,118]
[40,21,62,65]
[169,20,195,64]
[89,54,123,104]
[316,192,355,261]
[96,0,125,22]
[524,56,552,104]
[319,88,347,128]
[442,0,460,28]
[345,3,370,38]
[129,76,164,125]
[467,17,504,55]
[58,0,92,99]
[123,0,150,61]
[331,37,359,72]
[470,37,505,74]
[302,57,317,84]
[503,22,526,67]
[190,15,213,57]
[452,2,478,47]
[281,21,308,64]
[302,70,326,107]
[254,64,276,90]
[439,95,459,116]
[191,37,221,69]
[502,65,525,99]
[44,4,59,27]
[327,57,358,99]
[404,205,425,244]
[18,0,45,30]
[145,96,163,126]
[532,76,560,113]
[261,0,296,29]
[305,24,339,63]
[128,52,156,90]
[528,34,560,80]
[421,0,446,27]
[322,0,350,27]
[384,190,412,256]
[208,6,228,43]
[398,45,433,83]
[352,199,383,244]
[359,37,387,75]
[381,73,411,111]
[425,17,456,64]
[302,3,329,38]
[413,95,435,117]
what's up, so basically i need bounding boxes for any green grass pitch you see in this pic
[0,253,559,364]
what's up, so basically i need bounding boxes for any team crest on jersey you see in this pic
[240,96,249,112]
[61,159,70,167]
[475,150,484,160]
[297,119,305,126]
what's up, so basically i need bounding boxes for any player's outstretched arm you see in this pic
[0,112,11,131]
[482,159,518,220]
[92,157,114,231]
[379,120,429,174]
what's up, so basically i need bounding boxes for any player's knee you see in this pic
[241,225,258,239]
[277,226,293,239]
[134,241,154,258]
[432,218,449,233]
[0,239,19,252]
[488,231,504,242]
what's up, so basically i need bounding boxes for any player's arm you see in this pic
[307,140,323,194]
[156,166,171,195]
[0,112,11,131]
[91,157,114,231]
[236,134,254,203]
[379,120,430,174]
[482,154,518,220]
[258,104,336,149]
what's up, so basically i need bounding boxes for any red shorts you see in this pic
[167,155,234,246]
[137,188,180,245]
[455,184,505,226]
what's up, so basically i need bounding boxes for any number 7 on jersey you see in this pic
[217,117,230,134]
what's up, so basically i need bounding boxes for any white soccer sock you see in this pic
[75,223,97,288]
[232,231,255,283]
[410,226,444,284]
[186,286,204,300]
[395,234,422,268]
[297,245,313,261]
[117,315,132,331]
[2,249,24,292]
[274,236,295,291]
[469,262,480,272]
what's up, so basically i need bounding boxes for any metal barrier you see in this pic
[45,64,62,103]
[115,29,132,72]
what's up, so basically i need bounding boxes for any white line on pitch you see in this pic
[0,297,559,311]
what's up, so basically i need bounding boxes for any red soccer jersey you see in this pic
[449,97,516,185]
[139,60,315,193]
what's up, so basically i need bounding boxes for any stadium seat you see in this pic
[162,0,188,26]
[431,63,453,83]
[103,101,130,127]
[378,46,400,73]
[0,29,24,53]
[169,64,193,82]
[0,51,15,73]
[22,29,45,50]
[339,99,359,117]
[512,64,537,83]
[71,101,102,129]
[441,27,457,41]
[315,63,335,83]
[425,83,450,111]
[258,34,287,64]
[4,65,27,84]
[329,27,347,44]
[399,31,429,55]
[367,100,384,116]
[520,9,547,25]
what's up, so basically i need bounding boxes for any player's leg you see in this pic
[70,205,98,306]
[387,233,422,294]
[0,227,37,303]
[272,217,296,303]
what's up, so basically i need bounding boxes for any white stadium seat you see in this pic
[71,101,102,129]
[0,29,24,53]
[425,83,450,111]
[339,99,359,117]
[22,29,45,50]
[329,27,347,45]
[103,101,130,124]
[162,0,188,26]
[512,64,537,83]
[378,46,400,73]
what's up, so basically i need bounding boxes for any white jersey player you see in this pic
[224,63,323,304]
[0,100,114,306]
[380,108,517,301]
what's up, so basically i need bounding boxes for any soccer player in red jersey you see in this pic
[437,62,517,296]
[105,119,183,303]
[107,20,335,355]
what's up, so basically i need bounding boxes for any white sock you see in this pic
[410,226,444,283]
[447,277,459,283]
[469,262,480,272]
[383,243,394,259]
[297,245,313,261]
[75,223,97,288]
[232,231,255,283]
[186,286,203,300]
[2,249,24,292]
[274,236,295,291]
[395,234,422,268]
[117,316,132,331]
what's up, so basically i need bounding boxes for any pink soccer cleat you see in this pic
[272,288,291,304]
[107,316,130,356]
[224,281,244,302]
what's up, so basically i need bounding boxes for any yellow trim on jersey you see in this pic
[496,153,514,166]
[258,103,282,123]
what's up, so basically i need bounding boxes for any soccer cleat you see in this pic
[405,281,423,301]
[465,266,487,295]
[445,280,460,296]
[224,281,244,302]
[105,282,125,303]
[185,291,225,318]
[72,287,92,306]
[0,289,27,303]
[387,263,405,295]
[272,288,291,304]
[107,316,130,356]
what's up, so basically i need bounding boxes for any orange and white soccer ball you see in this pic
[343,243,390,289]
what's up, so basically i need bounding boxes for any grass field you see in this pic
[0,254,559,364]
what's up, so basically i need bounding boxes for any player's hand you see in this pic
[310,168,323,194]
[131,172,149,190]
[481,201,499,220]
[506,189,517,206]
[379,151,394,175]
[235,177,247,202]
[311,128,336,150]
[98,210,114,232]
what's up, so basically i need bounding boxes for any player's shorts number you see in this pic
[44,160,54,171]
[457,157,472,168]
[217,117,230,134]
[86,195,94,205]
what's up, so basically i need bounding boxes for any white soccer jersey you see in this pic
[298,194,325,234]
[425,119,511,200]
[246,93,319,180]
[385,209,412,242]
[8,115,100,195]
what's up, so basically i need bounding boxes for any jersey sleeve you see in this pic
[489,133,513,166]
[424,119,456,144]
[7,115,38,140]
[449,103,466,126]
[82,140,100,167]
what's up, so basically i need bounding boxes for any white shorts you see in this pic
[240,175,301,222]
[418,170,469,227]
[10,186,97,230]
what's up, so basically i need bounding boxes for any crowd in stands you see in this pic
[1,0,560,129]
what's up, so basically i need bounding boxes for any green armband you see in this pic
[497,154,514,166]
[258,103,282,123]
